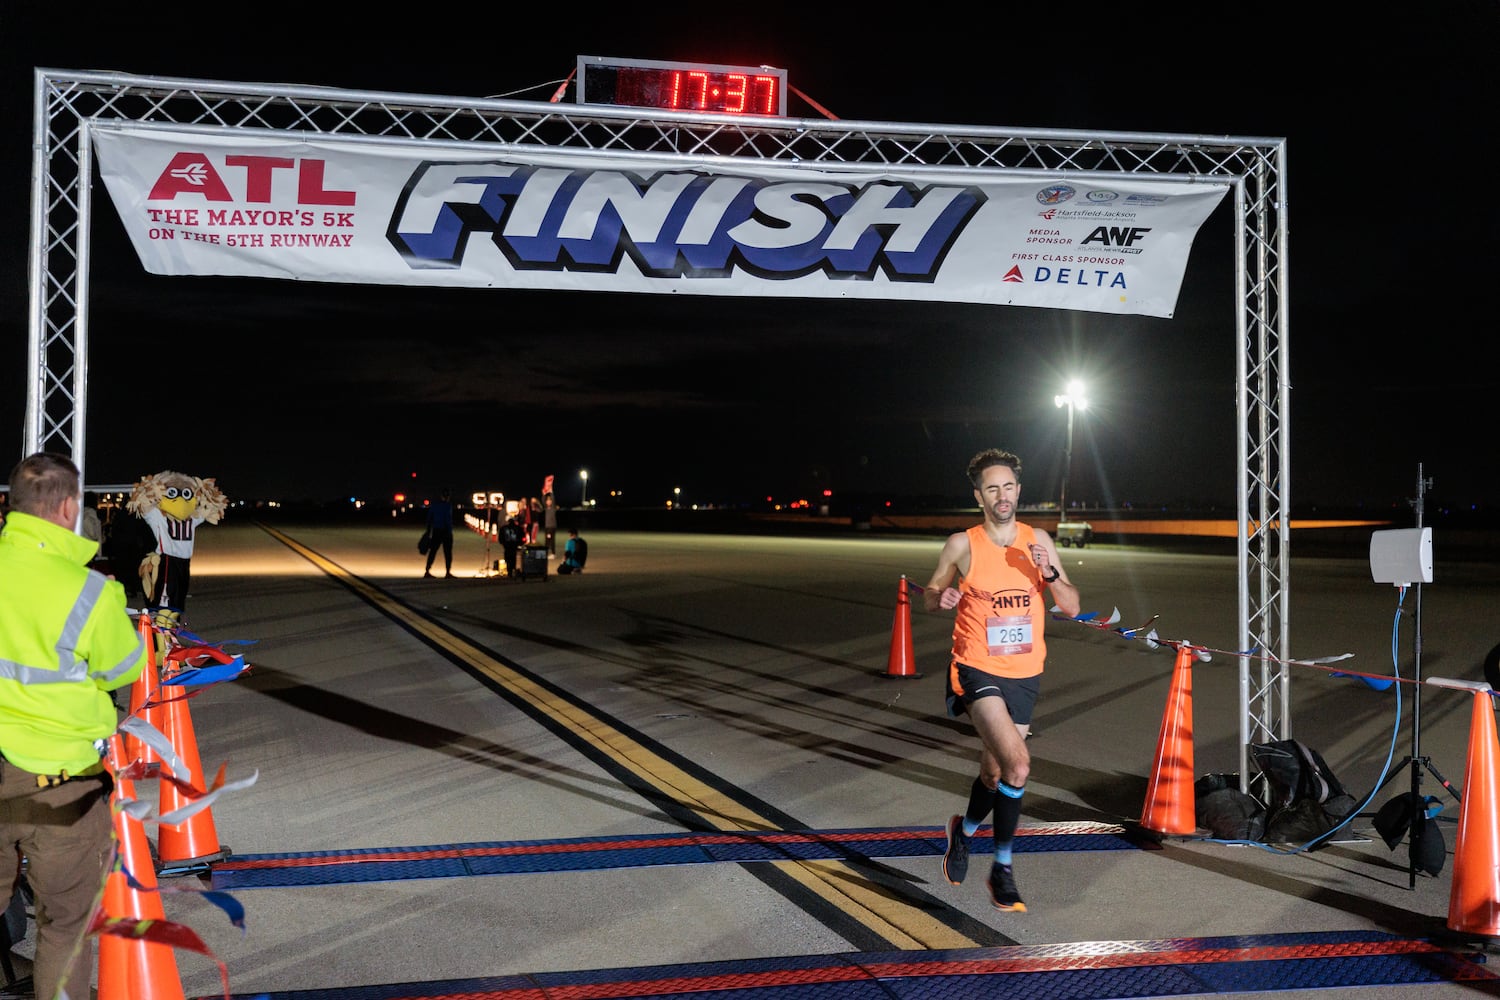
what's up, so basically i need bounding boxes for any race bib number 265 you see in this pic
[986,615,1033,656]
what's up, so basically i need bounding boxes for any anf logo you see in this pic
[1002,265,1024,283]
[1081,225,1151,247]
[146,152,356,206]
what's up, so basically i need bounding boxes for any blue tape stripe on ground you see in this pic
[1189,953,1490,992]
[202,931,1496,1000]
[244,859,472,887]
[210,825,1140,890]
[536,951,855,986]
[606,983,885,1000]
[467,844,712,874]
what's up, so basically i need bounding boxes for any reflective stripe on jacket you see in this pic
[0,511,146,774]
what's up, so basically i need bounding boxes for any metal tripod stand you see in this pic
[476,504,504,578]
[1372,464,1461,887]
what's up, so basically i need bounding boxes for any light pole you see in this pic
[579,469,589,507]
[1053,379,1088,518]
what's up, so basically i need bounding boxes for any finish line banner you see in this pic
[92,123,1229,318]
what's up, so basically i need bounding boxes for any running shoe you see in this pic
[988,863,1026,912]
[942,815,970,885]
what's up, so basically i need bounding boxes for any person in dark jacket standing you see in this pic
[423,489,455,578]
[499,515,523,579]
[0,452,146,1000]
[543,492,559,556]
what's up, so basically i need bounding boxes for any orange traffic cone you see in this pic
[882,575,921,678]
[124,614,163,768]
[1447,688,1500,936]
[1140,643,1196,836]
[98,736,186,1000]
[155,681,226,871]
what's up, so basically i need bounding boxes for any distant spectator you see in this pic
[543,492,559,556]
[529,496,544,545]
[104,512,154,605]
[424,489,455,578]
[80,491,108,576]
[557,529,588,575]
[78,491,102,544]
[500,516,523,579]
[518,497,535,547]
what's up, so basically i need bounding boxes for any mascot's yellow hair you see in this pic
[126,470,229,523]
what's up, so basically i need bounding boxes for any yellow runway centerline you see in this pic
[261,525,983,950]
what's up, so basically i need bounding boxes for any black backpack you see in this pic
[1251,739,1357,843]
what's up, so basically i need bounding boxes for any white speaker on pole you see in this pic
[1369,527,1432,586]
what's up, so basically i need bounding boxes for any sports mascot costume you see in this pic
[126,470,227,624]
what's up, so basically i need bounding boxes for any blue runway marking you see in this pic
[209,822,1143,890]
[196,930,1497,1000]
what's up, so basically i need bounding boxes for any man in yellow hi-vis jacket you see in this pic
[0,452,145,1000]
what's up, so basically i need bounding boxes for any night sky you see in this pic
[4,7,1496,517]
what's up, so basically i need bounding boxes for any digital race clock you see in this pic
[577,55,787,117]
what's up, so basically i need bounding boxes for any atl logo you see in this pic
[147,153,355,206]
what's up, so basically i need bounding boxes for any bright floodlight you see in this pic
[1054,380,1087,516]
[1054,379,1088,411]
[580,469,589,506]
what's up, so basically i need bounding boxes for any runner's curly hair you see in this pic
[966,449,1021,488]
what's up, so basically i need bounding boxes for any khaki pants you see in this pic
[0,759,113,1000]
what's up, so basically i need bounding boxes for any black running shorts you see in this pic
[946,663,1041,724]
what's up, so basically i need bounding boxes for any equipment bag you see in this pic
[1251,739,1357,843]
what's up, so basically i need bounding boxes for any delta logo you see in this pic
[1002,263,1127,290]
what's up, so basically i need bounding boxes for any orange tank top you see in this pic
[949,522,1047,679]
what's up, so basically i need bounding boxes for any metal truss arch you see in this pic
[25,69,1292,771]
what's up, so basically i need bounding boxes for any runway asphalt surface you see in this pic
[6,519,1499,999]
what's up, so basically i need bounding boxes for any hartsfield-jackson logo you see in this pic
[384,162,987,282]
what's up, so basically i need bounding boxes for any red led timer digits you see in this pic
[578,57,789,116]
[667,71,778,114]
[616,67,780,115]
